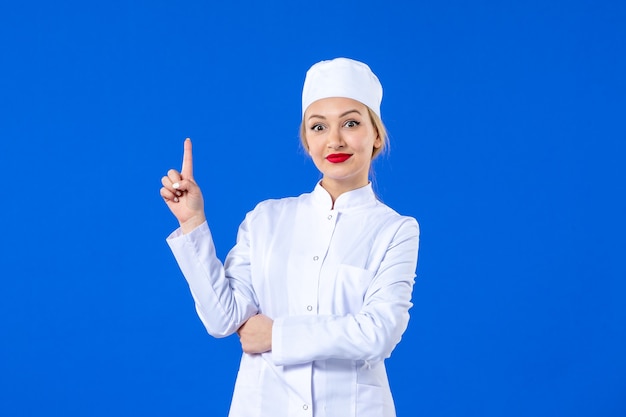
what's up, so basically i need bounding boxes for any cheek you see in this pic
[305,136,323,155]
[351,137,377,154]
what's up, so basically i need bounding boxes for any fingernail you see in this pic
[176,191,182,197]
[174,197,179,203]
[172,182,180,189]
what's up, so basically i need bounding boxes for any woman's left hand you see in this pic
[237,314,273,354]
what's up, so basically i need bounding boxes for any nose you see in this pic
[327,127,344,149]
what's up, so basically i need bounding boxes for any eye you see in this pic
[310,123,325,132]
[343,120,361,128]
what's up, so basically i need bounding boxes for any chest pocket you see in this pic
[329,264,375,315]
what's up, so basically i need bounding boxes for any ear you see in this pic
[373,135,382,149]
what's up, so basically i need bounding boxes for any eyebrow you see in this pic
[307,109,362,121]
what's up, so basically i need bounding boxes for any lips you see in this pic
[326,153,352,163]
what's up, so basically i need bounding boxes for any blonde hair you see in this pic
[299,106,388,159]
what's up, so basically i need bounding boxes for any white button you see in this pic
[327,214,332,220]
[303,404,309,410]
[313,256,319,261]
[307,305,313,311]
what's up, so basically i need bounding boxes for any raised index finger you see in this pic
[181,138,194,179]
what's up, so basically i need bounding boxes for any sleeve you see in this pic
[166,219,258,338]
[271,217,419,365]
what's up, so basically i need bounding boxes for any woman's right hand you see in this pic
[160,138,206,233]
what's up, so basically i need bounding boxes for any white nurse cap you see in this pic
[301,57,383,118]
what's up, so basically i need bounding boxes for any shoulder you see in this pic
[363,202,420,249]
[373,200,420,233]
[246,192,312,220]
[369,204,420,259]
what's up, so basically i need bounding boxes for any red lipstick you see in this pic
[326,153,352,163]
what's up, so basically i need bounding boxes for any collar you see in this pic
[311,181,378,210]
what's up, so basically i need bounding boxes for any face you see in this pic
[303,97,382,194]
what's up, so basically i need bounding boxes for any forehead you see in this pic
[304,97,368,118]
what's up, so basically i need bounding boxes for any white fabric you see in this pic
[301,58,383,117]
[167,182,419,417]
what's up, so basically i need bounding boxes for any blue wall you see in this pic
[1,1,624,415]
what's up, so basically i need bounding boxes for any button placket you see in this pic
[305,210,337,316]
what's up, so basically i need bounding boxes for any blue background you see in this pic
[1,1,625,416]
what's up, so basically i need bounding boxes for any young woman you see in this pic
[160,57,420,417]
